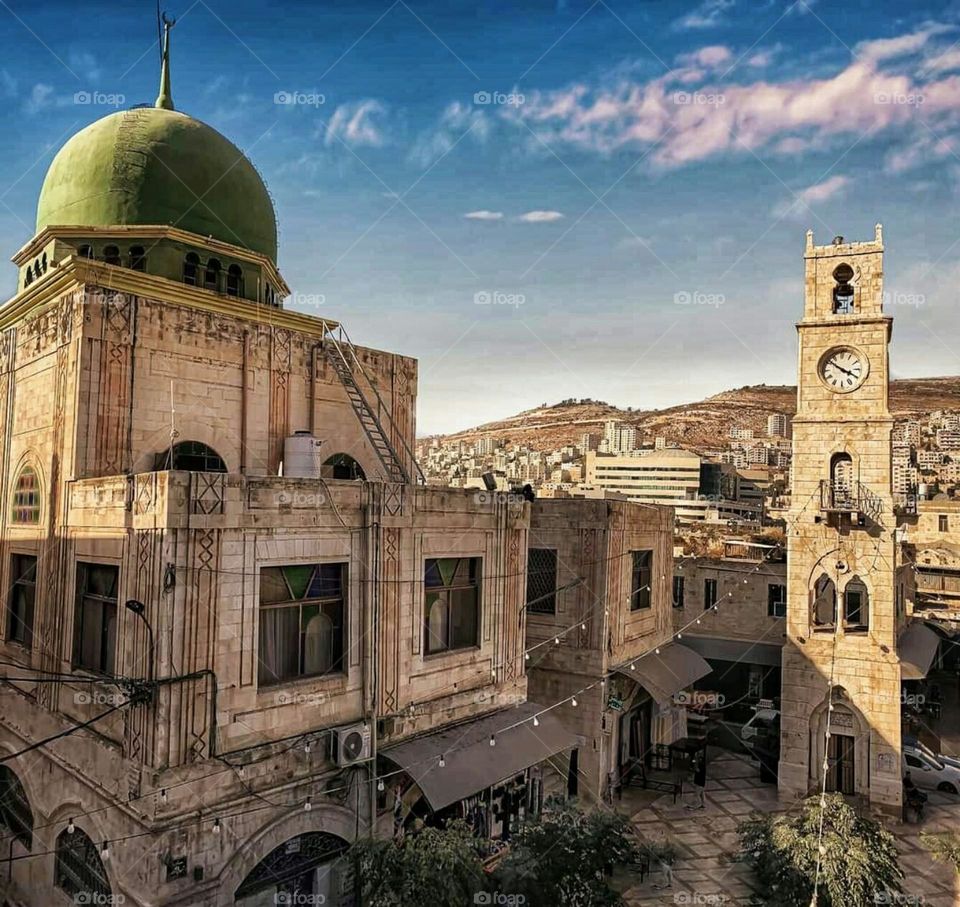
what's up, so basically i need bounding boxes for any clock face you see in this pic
[820,347,867,392]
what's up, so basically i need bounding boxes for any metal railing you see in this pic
[819,481,885,522]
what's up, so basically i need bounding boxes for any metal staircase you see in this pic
[324,326,425,485]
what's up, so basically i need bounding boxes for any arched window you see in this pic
[157,441,227,473]
[812,574,837,627]
[128,246,146,272]
[303,611,335,674]
[226,264,243,297]
[23,268,32,287]
[102,245,121,266]
[203,258,222,292]
[832,263,855,314]
[0,766,33,850]
[830,452,854,508]
[322,453,366,481]
[54,826,111,900]
[11,466,40,524]
[843,576,869,629]
[183,252,200,286]
[234,832,350,904]
[77,244,94,260]
[41,252,48,274]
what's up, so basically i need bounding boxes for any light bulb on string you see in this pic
[159,789,168,804]
[439,754,446,768]
[100,841,110,860]
[571,696,578,707]
[304,797,312,812]
[524,652,530,661]
[212,817,221,835]
[67,818,75,835]
[533,715,540,727]
[489,734,496,747]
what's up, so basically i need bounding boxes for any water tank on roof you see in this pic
[284,432,324,478]
[918,483,931,500]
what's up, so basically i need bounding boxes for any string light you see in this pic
[159,789,168,804]
[66,818,75,835]
[489,734,496,747]
[212,817,221,834]
[377,778,385,792]
[304,797,312,812]
[571,696,578,707]
[532,715,540,727]
[100,841,110,860]
[438,754,446,768]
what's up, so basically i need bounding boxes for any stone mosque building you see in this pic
[0,21,705,907]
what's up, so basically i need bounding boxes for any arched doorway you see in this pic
[234,831,351,906]
[156,440,228,473]
[54,825,111,901]
[322,453,366,481]
[0,765,33,850]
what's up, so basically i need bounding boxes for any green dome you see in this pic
[36,107,277,262]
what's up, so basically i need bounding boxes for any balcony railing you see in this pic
[819,481,885,522]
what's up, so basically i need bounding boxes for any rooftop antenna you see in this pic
[155,8,176,110]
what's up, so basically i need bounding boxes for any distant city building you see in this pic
[767,413,790,438]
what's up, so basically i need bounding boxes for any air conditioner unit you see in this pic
[334,723,372,766]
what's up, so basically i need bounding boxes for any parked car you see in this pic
[903,747,960,795]
[903,735,960,773]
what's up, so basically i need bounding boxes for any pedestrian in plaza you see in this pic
[686,749,707,809]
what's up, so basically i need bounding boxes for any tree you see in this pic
[350,821,488,906]
[922,830,960,873]
[738,793,903,906]
[495,800,639,906]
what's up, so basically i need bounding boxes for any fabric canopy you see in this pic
[613,641,712,703]
[899,621,941,680]
[381,702,579,811]
[682,635,782,668]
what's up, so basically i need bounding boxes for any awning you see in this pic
[899,621,941,680]
[381,702,579,811]
[613,641,712,704]
[682,635,782,668]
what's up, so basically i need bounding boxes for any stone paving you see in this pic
[616,751,960,906]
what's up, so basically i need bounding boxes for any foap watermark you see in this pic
[879,690,925,708]
[473,490,528,508]
[474,894,526,906]
[874,892,925,905]
[74,893,126,906]
[289,292,326,309]
[473,90,525,107]
[474,290,525,308]
[74,90,125,108]
[883,290,925,308]
[274,90,326,108]
[674,893,727,906]
[674,690,725,709]
[674,290,724,308]
[75,691,127,707]
[274,490,327,508]
[673,90,725,107]
[275,689,328,708]
[275,893,326,906]
[874,91,924,107]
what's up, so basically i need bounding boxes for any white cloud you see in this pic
[502,21,960,173]
[24,83,54,115]
[677,45,733,69]
[409,101,490,168]
[324,100,387,148]
[856,23,954,64]
[69,51,102,83]
[673,0,734,30]
[772,174,850,218]
[517,210,564,223]
[463,210,504,220]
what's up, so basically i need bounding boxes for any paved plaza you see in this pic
[616,751,960,906]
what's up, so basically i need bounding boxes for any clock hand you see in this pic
[832,363,857,378]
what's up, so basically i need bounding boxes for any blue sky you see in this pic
[2,0,960,434]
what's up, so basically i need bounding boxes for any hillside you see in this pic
[423,378,960,453]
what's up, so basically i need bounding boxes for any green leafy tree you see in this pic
[922,830,960,873]
[738,793,903,906]
[495,801,639,906]
[351,821,489,906]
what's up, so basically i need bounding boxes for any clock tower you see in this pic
[778,225,908,812]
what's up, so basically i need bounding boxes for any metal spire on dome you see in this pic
[155,12,176,110]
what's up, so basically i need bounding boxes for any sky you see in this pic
[2,0,960,434]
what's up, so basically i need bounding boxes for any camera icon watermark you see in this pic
[75,894,126,905]
[874,91,924,107]
[274,90,326,108]
[473,90,525,107]
[673,91,725,107]
[673,690,725,709]
[275,893,326,905]
[275,490,327,508]
[74,90,125,108]
[674,894,727,905]
[674,290,724,308]
[874,892,925,905]
[474,290,525,308]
